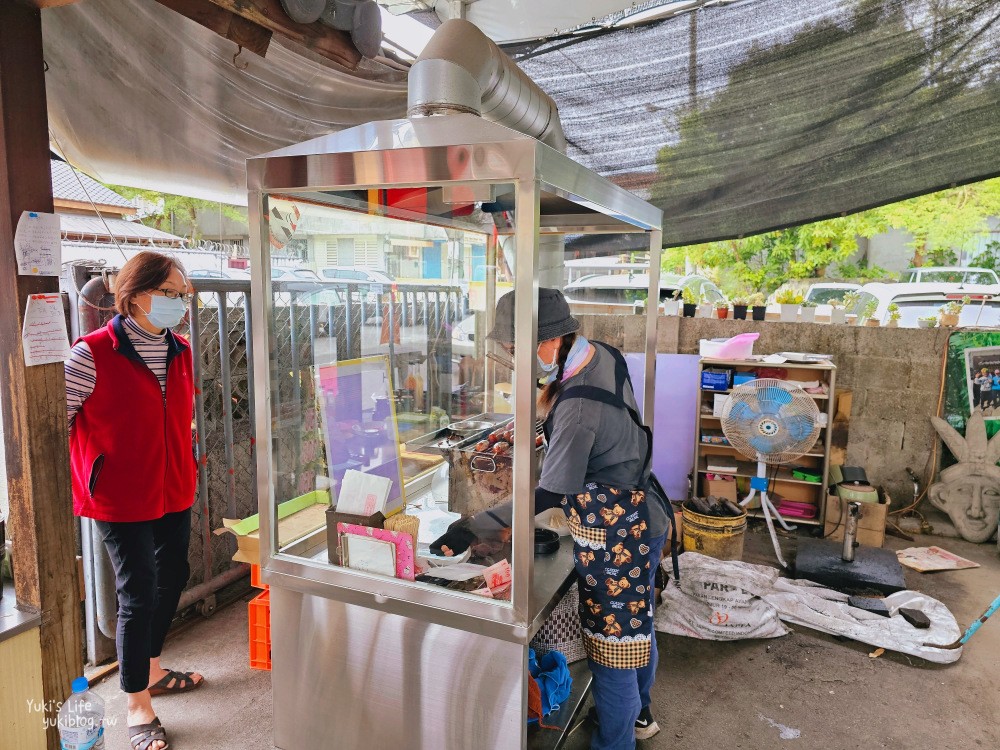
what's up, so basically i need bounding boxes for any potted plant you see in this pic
[862,299,880,327]
[732,296,749,320]
[939,296,969,327]
[828,298,847,325]
[886,302,901,328]
[697,295,713,319]
[917,315,938,329]
[681,286,698,318]
[714,300,730,319]
[799,299,818,323]
[774,288,803,322]
[842,291,861,325]
[663,289,681,316]
[750,292,767,321]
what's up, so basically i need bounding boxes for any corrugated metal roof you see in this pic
[51,159,133,209]
[58,213,184,243]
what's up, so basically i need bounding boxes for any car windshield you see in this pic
[807,288,853,304]
[918,271,971,283]
[895,299,1000,327]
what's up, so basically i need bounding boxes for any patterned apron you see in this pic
[562,481,653,670]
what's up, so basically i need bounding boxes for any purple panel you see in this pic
[625,353,700,502]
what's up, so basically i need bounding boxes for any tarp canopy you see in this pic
[43,0,407,206]
[514,0,1000,245]
[42,0,1000,247]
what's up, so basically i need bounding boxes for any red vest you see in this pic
[70,317,197,522]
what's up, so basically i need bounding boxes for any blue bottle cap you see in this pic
[72,677,89,693]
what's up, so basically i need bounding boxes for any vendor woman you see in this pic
[433,288,670,750]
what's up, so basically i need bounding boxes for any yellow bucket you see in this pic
[681,506,747,560]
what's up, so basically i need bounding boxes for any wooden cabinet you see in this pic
[693,356,837,526]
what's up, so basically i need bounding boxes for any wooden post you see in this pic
[0,4,83,748]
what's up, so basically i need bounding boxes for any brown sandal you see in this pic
[147,669,203,696]
[130,717,169,750]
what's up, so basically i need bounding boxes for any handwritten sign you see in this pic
[14,211,61,276]
[22,294,71,366]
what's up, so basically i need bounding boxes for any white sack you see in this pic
[656,552,964,664]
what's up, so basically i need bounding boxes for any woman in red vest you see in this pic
[66,251,202,750]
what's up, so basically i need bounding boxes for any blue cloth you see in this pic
[587,532,666,750]
[528,648,573,716]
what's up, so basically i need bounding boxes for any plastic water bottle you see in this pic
[58,677,105,750]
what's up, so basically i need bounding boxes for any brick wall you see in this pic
[576,313,951,507]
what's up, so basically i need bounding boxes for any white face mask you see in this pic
[141,295,188,330]
[537,345,559,384]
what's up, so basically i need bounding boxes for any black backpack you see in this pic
[543,341,680,580]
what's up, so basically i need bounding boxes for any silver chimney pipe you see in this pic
[407,19,567,152]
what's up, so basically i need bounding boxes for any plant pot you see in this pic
[829,308,846,324]
[917,319,937,329]
[940,312,959,327]
[663,299,680,316]
[733,305,748,320]
[886,319,899,328]
[864,318,881,327]
[799,307,817,323]
[698,303,713,318]
[846,314,858,326]
[715,307,729,319]
[751,306,766,321]
[682,303,697,318]
[779,304,799,323]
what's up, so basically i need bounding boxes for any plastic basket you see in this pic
[248,589,271,671]
[249,564,267,590]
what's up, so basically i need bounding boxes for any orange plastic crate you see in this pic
[249,564,267,590]
[248,589,271,671]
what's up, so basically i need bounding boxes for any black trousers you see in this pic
[96,508,192,694]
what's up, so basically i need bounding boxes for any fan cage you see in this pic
[719,378,821,465]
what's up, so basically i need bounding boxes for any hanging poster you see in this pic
[14,211,61,276]
[945,331,1000,438]
[315,356,406,515]
[22,293,71,366]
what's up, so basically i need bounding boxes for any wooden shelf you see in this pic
[697,457,824,486]
[699,442,824,459]
[746,508,822,527]
[701,388,829,400]
[698,413,827,431]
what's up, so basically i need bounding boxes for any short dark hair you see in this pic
[113,251,187,317]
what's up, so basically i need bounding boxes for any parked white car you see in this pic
[564,272,725,309]
[900,266,999,285]
[804,282,861,305]
[857,282,1000,327]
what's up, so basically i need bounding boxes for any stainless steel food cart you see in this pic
[247,114,662,750]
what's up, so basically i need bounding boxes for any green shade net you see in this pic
[514,0,1000,246]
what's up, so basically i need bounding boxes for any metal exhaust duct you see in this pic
[407,19,567,153]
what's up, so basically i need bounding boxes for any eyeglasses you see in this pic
[154,287,193,303]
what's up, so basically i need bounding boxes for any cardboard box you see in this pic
[215,490,331,564]
[712,393,730,417]
[823,494,887,548]
[704,476,738,502]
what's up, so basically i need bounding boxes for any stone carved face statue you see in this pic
[929,413,1000,544]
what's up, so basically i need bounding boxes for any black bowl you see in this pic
[534,528,560,555]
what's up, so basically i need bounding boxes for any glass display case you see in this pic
[247,114,662,750]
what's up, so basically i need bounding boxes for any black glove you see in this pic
[429,519,477,557]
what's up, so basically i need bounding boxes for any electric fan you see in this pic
[720,379,822,567]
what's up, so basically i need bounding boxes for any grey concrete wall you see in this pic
[576,313,950,506]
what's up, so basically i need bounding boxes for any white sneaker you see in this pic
[634,706,661,740]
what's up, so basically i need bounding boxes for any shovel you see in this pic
[927,592,1000,650]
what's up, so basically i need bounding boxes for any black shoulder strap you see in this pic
[545,341,680,580]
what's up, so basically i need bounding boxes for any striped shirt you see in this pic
[66,318,170,427]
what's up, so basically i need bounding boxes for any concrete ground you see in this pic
[92,525,1000,750]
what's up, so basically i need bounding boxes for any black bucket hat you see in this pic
[486,288,580,345]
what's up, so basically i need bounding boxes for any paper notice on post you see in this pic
[342,534,397,577]
[22,294,71,366]
[14,211,61,276]
[336,469,392,516]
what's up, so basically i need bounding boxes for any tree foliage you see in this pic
[107,185,246,243]
[665,176,1000,295]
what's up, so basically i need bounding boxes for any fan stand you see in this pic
[740,458,796,568]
